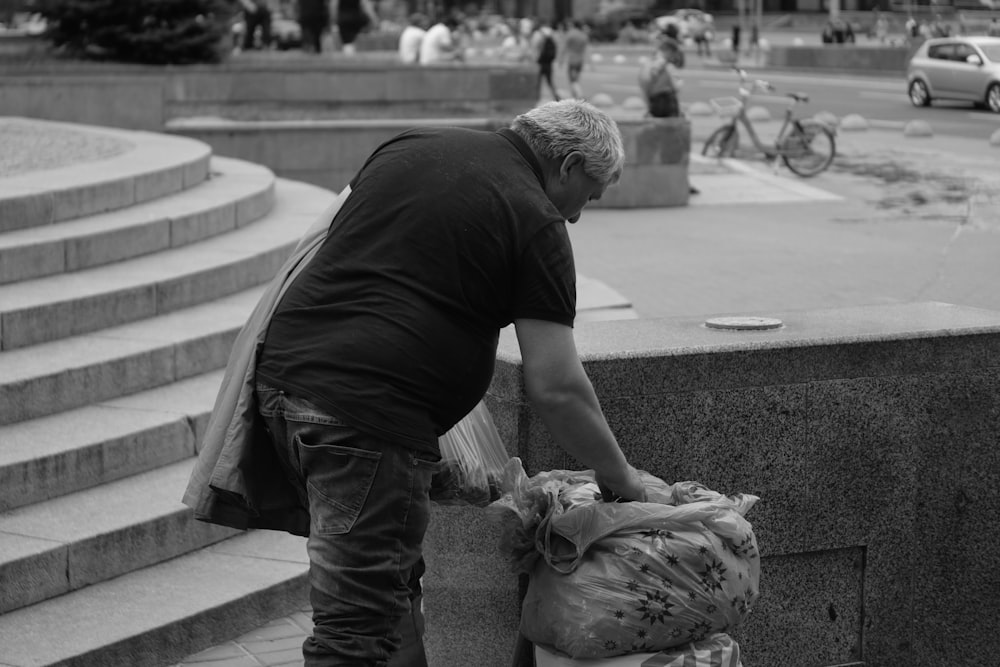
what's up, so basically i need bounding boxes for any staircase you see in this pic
[0,117,335,667]
[0,115,639,667]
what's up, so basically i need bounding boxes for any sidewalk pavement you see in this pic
[173,124,1000,667]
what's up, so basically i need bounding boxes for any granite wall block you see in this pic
[459,303,1000,667]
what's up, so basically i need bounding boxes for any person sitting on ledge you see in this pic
[419,15,463,64]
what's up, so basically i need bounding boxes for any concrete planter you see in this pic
[596,116,691,208]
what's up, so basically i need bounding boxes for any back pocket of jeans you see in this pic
[297,441,381,536]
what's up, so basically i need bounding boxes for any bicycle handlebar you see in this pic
[732,67,773,95]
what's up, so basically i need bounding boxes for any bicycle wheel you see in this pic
[780,120,835,177]
[702,125,739,158]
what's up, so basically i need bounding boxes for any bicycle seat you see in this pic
[787,92,810,103]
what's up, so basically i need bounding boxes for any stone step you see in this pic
[0,284,263,427]
[0,370,223,513]
[0,459,241,616]
[0,528,309,667]
[0,156,276,285]
[0,117,212,234]
[0,176,335,350]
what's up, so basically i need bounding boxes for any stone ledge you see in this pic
[483,300,1000,667]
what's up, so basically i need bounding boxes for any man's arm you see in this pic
[514,318,647,501]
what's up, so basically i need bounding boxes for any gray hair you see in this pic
[509,100,625,185]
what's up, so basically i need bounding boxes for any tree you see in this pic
[38,0,237,64]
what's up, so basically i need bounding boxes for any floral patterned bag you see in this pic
[492,460,760,660]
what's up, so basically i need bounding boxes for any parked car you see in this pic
[586,7,653,43]
[907,36,1000,113]
[653,8,714,41]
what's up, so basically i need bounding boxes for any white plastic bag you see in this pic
[431,400,509,507]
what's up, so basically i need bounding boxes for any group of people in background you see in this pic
[238,2,697,129]
[237,0,377,55]
[395,15,591,103]
[825,9,1000,47]
[394,12,699,132]
[397,14,464,64]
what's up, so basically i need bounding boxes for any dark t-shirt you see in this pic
[255,127,576,453]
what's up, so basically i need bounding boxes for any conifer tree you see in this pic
[39,0,237,64]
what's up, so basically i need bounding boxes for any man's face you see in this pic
[547,152,617,223]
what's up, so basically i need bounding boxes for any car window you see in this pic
[952,44,977,62]
[927,43,955,60]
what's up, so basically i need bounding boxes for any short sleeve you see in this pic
[512,222,576,327]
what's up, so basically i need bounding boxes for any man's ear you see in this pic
[559,151,586,181]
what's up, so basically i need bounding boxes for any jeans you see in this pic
[255,383,439,667]
[648,91,680,118]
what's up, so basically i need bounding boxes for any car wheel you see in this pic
[908,78,931,107]
[987,83,1000,114]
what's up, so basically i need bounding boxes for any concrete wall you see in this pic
[0,60,538,131]
[606,117,690,208]
[422,302,1000,667]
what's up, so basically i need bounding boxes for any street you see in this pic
[563,56,1000,140]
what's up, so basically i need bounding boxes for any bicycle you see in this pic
[701,68,837,178]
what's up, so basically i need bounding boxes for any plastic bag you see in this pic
[491,459,760,659]
[431,400,509,507]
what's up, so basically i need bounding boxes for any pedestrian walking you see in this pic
[638,32,699,195]
[336,0,377,55]
[183,98,647,666]
[692,21,712,57]
[535,23,560,101]
[638,45,680,119]
[748,23,759,57]
[239,0,272,50]
[562,20,589,99]
[874,10,889,43]
[297,0,329,53]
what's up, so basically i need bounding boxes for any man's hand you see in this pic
[596,464,647,503]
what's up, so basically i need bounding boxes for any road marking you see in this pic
[859,91,908,101]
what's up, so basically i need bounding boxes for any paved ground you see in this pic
[574,118,1000,321]
[172,122,1000,667]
